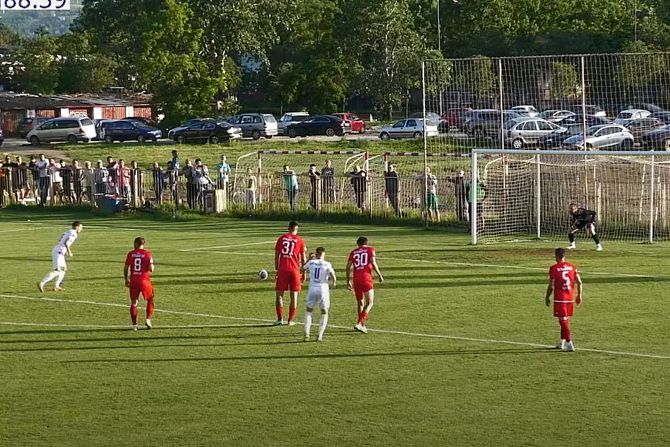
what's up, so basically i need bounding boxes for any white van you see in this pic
[27,117,97,146]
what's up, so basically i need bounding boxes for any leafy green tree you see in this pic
[549,61,580,100]
[57,31,118,93]
[13,32,59,93]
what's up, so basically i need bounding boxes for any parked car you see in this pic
[641,125,670,150]
[0,127,4,146]
[379,118,439,140]
[615,109,651,125]
[285,115,345,138]
[122,116,160,128]
[567,104,607,117]
[409,111,442,126]
[538,109,575,122]
[17,117,51,138]
[562,124,634,150]
[538,124,585,149]
[334,112,366,134]
[624,103,664,113]
[277,112,310,135]
[560,114,612,127]
[504,117,565,148]
[511,105,539,117]
[649,111,670,125]
[623,118,665,141]
[100,120,162,143]
[462,110,521,137]
[172,122,242,144]
[439,107,472,132]
[26,117,96,146]
[167,118,216,139]
[226,113,278,139]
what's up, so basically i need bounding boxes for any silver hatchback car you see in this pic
[504,117,565,149]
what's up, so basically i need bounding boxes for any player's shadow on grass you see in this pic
[64,347,555,364]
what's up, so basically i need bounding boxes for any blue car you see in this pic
[100,120,162,143]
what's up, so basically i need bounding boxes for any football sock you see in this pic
[559,319,571,342]
[592,234,601,245]
[41,271,59,285]
[568,233,575,243]
[304,312,313,336]
[318,314,329,338]
[54,271,66,288]
[359,311,369,325]
[146,300,155,320]
[130,304,138,325]
[288,306,296,323]
[276,305,283,321]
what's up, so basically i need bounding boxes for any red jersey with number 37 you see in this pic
[349,246,376,284]
[549,261,577,301]
[275,233,305,272]
[125,249,154,284]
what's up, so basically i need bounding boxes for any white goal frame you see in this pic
[470,149,670,244]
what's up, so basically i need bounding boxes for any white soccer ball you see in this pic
[258,269,269,281]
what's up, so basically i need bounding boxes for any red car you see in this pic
[334,113,366,134]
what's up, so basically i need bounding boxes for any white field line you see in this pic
[1,293,668,360]
[0,321,263,330]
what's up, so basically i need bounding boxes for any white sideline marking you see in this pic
[0,321,263,330]
[179,240,276,252]
[1,293,668,360]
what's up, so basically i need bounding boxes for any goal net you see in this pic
[232,150,367,212]
[470,149,670,244]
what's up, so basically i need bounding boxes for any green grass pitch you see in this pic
[1,208,669,446]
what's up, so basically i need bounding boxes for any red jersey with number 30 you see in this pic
[549,261,577,301]
[125,249,154,284]
[275,233,305,272]
[349,246,376,284]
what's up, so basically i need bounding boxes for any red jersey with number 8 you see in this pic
[125,249,154,284]
[349,246,376,284]
[549,261,577,301]
[275,233,305,272]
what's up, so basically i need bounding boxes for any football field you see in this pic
[1,209,669,446]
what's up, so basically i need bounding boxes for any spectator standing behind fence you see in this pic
[193,159,213,210]
[182,159,196,209]
[72,160,83,204]
[81,161,95,204]
[116,160,131,198]
[28,156,39,198]
[166,161,179,205]
[49,159,63,205]
[106,157,117,185]
[321,159,336,203]
[349,165,368,211]
[384,163,401,216]
[466,178,487,231]
[216,154,231,191]
[35,154,49,206]
[60,160,75,204]
[307,164,321,210]
[244,167,257,209]
[14,156,30,204]
[130,160,143,205]
[447,170,468,222]
[282,165,299,211]
[170,150,180,171]
[151,162,164,204]
[415,166,440,222]
[94,160,108,198]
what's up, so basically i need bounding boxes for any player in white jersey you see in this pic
[38,221,83,292]
[301,247,336,341]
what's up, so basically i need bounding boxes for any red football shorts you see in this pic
[554,301,574,318]
[276,269,302,292]
[353,281,374,301]
[130,281,154,301]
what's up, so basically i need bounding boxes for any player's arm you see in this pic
[149,257,155,274]
[300,261,309,273]
[65,240,74,257]
[575,272,583,305]
[346,260,353,290]
[123,264,130,288]
[371,256,384,283]
[329,267,337,288]
[545,278,553,307]
[274,250,280,271]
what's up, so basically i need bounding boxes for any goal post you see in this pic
[470,149,670,244]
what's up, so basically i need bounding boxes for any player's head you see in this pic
[309,164,316,171]
[569,203,578,212]
[326,159,332,167]
[134,237,145,249]
[39,153,45,161]
[315,247,325,259]
[388,163,395,171]
[72,221,83,232]
[555,247,566,261]
[247,167,253,174]
[288,221,299,233]
[171,150,178,157]
[356,236,368,247]
[220,154,226,161]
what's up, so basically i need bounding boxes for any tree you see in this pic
[549,61,580,100]
[57,31,118,93]
[13,32,59,93]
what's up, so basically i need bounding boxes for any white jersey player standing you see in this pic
[38,221,83,292]
[301,247,336,341]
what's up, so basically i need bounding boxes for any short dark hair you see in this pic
[310,164,316,168]
[555,248,566,259]
[315,246,325,254]
[134,237,145,248]
[288,221,299,230]
[569,202,578,208]
[172,150,178,156]
[72,221,82,229]
[356,237,368,246]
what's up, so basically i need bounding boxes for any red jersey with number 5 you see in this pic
[349,246,376,284]
[275,233,305,272]
[549,261,577,301]
[125,249,154,284]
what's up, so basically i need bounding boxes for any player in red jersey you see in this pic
[346,236,384,333]
[124,237,155,331]
[274,221,307,326]
[545,248,582,352]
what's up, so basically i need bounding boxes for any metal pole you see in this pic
[471,151,478,244]
[437,0,441,54]
[535,152,541,239]
[581,56,587,143]
[422,60,429,228]
[498,58,505,150]
[650,155,655,243]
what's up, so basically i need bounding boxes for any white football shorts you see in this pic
[52,246,67,271]
[306,284,330,311]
